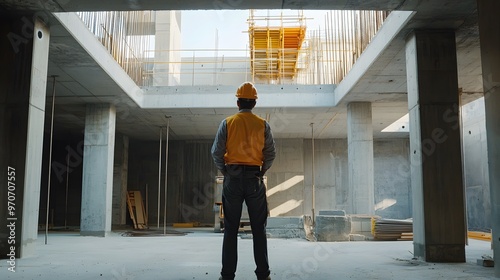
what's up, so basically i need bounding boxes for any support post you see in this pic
[405,30,466,262]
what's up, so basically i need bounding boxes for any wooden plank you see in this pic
[372,218,413,241]
[126,192,138,229]
[468,231,492,241]
[132,191,147,229]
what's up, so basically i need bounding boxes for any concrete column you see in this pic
[347,102,374,215]
[477,0,500,276]
[405,30,466,262]
[0,16,50,258]
[81,104,116,236]
[112,134,129,226]
[153,11,181,86]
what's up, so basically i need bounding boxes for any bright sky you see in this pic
[181,10,329,53]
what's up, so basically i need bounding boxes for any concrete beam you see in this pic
[334,11,415,106]
[52,13,143,106]
[141,85,335,109]
[4,0,407,13]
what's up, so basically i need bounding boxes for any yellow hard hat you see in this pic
[235,82,258,100]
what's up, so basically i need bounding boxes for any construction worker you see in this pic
[211,82,276,280]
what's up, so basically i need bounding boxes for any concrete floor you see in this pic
[0,228,495,280]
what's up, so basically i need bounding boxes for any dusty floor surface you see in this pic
[0,228,495,280]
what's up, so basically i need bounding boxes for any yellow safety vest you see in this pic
[224,112,265,166]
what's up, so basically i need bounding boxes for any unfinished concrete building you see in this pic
[0,0,499,279]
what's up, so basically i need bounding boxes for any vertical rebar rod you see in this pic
[192,51,195,86]
[163,117,171,235]
[64,154,69,229]
[325,14,330,84]
[311,123,316,225]
[146,183,149,224]
[157,127,162,228]
[332,11,336,83]
[45,75,57,245]
[214,29,219,85]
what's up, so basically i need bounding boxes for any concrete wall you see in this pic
[462,97,490,231]
[303,139,349,216]
[154,11,181,86]
[266,139,306,217]
[179,57,250,86]
[373,140,412,219]
[299,138,410,219]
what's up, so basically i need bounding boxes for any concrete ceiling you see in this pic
[0,0,482,141]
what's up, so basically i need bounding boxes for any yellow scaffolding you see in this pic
[248,10,306,83]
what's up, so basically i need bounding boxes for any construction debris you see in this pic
[127,191,148,229]
[371,217,413,241]
[477,255,494,267]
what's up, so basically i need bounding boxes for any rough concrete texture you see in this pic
[406,30,466,262]
[0,17,51,258]
[478,2,500,275]
[299,138,410,219]
[462,98,491,231]
[154,11,181,86]
[0,230,494,280]
[373,140,411,219]
[347,102,375,215]
[266,216,306,239]
[20,19,51,258]
[80,104,116,237]
[315,215,351,242]
[349,234,368,241]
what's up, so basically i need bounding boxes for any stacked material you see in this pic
[371,217,413,241]
[127,191,148,229]
[468,231,492,242]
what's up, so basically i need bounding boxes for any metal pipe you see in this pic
[311,123,316,226]
[45,75,57,245]
[214,29,218,85]
[163,116,171,235]
[192,51,195,86]
[157,127,162,228]
[64,153,69,229]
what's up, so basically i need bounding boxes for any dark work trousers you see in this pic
[221,165,270,280]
